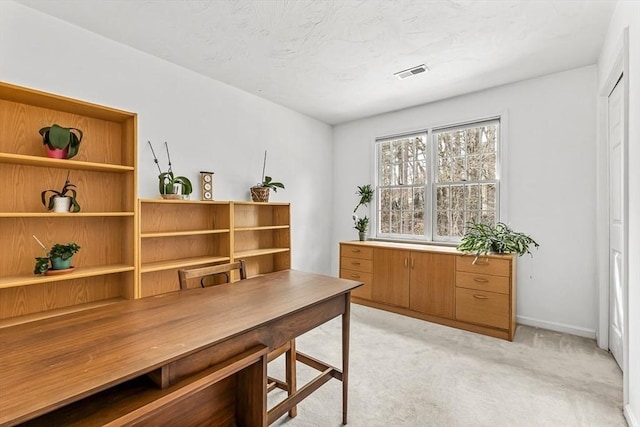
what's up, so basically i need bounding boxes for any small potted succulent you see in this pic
[457,221,539,259]
[39,124,83,159]
[250,151,284,202]
[41,171,81,213]
[148,141,193,199]
[33,238,81,275]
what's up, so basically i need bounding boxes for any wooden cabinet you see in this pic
[233,202,290,278]
[455,255,515,337]
[340,241,516,340]
[0,82,137,324]
[372,248,410,307]
[139,200,231,297]
[367,249,455,317]
[340,244,373,300]
[409,252,455,319]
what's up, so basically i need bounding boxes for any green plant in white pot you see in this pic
[457,221,539,258]
[148,141,193,199]
[41,171,81,213]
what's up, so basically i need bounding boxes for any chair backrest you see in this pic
[178,260,247,290]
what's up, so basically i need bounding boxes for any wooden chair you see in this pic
[177,261,298,419]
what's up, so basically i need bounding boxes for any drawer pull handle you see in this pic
[473,278,489,283]
[352,249,361,253]
[473,294,489,299]
[472,256,490,265]
[404,257,408,267]
[351,262,361,266]
[350,274,360,279]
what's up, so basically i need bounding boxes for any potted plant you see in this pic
[457,221,539,259]
[353,214,369,241]
[250,151,285,202]
[352,184,373,240]
[148,141,193,199]
[41,171,81,213]
[353,184,374,212]
[33,239,81,275]
[39,124,83,159]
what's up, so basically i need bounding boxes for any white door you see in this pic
[608,75,625,370]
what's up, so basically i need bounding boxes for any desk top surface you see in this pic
[0,270,360,425]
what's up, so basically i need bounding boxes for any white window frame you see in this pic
[373,116,503,244]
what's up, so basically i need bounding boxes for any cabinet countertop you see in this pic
[340,240,516,259]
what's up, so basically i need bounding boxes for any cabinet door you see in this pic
[409,252,455,318]
[372,248,410,308]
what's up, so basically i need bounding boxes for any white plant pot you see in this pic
[53,196,71,213]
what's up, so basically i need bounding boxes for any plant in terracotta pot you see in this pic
[33,238,81,275]
[250,151,284,202]
[41,171,81,213]
[148,141,193,199]
[39,124,83,159]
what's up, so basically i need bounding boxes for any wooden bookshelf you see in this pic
[233,202,291,277]
[138,199,232,297]
[0,81,137,322]
[138,200,292,296]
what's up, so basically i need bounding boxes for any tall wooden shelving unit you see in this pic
[0,82,137,324]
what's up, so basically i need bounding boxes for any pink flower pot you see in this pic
[45,146,69,159]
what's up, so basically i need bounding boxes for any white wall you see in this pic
[0,1,334,274]
[332,66,599,337]
[598,1,640,425]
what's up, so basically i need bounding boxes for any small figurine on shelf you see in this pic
[148,141,193,199]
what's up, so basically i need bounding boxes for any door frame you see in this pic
[597,27,629,400]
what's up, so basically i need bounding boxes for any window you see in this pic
[376,119,500,242]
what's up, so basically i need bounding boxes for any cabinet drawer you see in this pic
[456,271,510,294]
[340,256,373,273]
[340,270,373,300]
[340,245,373,260]
[455,288,509,330]
[456,255,510,277]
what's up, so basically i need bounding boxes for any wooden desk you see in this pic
[0,270,361,426]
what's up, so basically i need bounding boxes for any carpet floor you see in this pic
[269,304,625,427]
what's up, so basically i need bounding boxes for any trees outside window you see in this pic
[376,119,499,242]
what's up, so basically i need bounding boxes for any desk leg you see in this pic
[342,292,351,425]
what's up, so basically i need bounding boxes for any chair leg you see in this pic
[285,339,297,418]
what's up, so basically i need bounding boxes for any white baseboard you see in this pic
[516,315,596,339]
[626,404,639,427]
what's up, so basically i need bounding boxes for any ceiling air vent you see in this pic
[394,64,429,80]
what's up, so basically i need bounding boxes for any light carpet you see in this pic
[269,304,624,427]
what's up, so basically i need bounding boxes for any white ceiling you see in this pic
[20,0,616,125]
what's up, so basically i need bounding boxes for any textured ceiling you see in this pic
[20,0,617,125]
